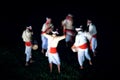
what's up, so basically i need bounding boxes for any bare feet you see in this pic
[58,71,60,74]
[30,60,34,63]
[89,60,92,65]
[25,62,29,66]
[80,66,84,69]
[93,51,97,57]
[41,49,44,54]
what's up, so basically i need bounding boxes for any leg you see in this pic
[30,58,34,63]
[78,50,85,69]
[29,48,34,63]
[25,62,29,66]
[57,64,60,73]
[84,48,92,65]
[48,53,53,73]
[65,34,71,47]
[25,52,29,66]
[41,36,48,54]
[49,63,52,73]
[89,60,92,65]
[91,38,97,57]
[25,46,31,66]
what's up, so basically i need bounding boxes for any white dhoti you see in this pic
[48,52,60,65]
[25,46,32,62]
[78,48,91,66]
[90,37,97,53]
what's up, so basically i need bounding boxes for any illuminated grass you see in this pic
[0,46,97,80]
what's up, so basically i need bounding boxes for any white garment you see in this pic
[25,46,32,62]
[62,19,74,30]
[48,52,60,65]
[78,48,91,66]
[43,34,65,48]
[91,37,97,53]
[41,23,53,34]
[84,31,92,41]
[22,29,32,42]
[73,31,91,66]
[88,23,97,53]
[73,31,87,48]
[89,23,97,36]
[43,33,65,65]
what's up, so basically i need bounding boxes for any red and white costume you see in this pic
[42,32,65,65]
[62,14,74,42]
[72,28,91,67]
[22,26,33,62]
[41,18,54,50]
[88,23,97,53]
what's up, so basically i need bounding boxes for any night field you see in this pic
[0,2,117,80]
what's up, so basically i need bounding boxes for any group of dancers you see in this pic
[22,14,97,73]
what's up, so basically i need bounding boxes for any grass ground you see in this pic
[0,41,112,80]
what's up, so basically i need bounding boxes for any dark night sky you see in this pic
[0,1,118,49]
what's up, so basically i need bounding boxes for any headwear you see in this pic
[67,14,73,17]
[46,17,49,20]
[26,26,32,30]
[87,19,92,23]
[46,17,51,24]
[52,31,59,35]
[75,25,83,31]
[66,14,73,19]
[75,28,82,31]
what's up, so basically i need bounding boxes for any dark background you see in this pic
[0,1,118,79]
[0,2,117,45]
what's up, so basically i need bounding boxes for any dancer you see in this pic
[22,26,34,66]
[87,19,97,56]
[42,29,65,73]
[41,17,54,54]
[71,26,92,69]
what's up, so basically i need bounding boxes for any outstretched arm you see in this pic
[57,35,66,41]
